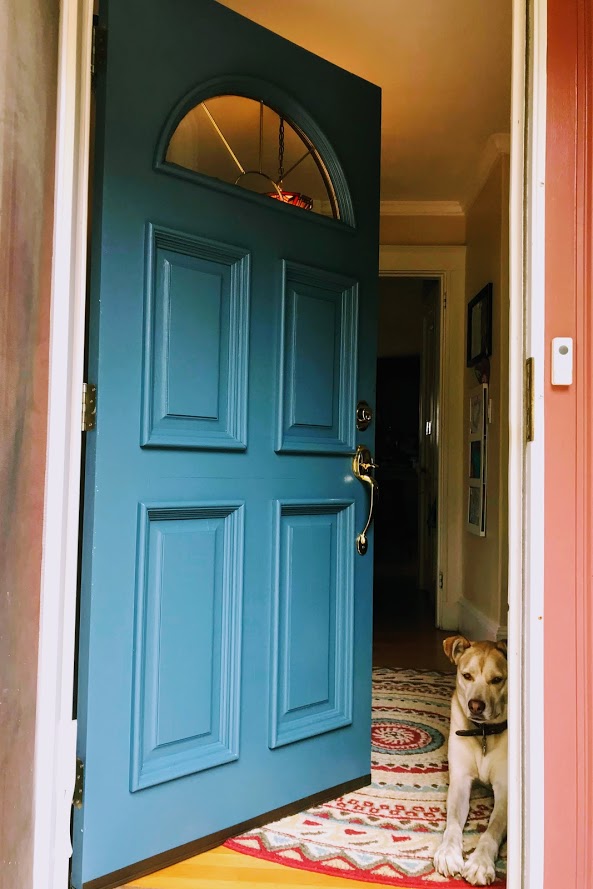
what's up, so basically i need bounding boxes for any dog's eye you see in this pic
[490,676,503,685]
[462,672,472,681]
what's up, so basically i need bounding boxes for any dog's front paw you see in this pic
[434,839,464,877]
[462,849,496,885]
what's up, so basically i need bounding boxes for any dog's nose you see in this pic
[468,698,486,716]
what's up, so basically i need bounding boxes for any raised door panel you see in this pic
[141,225,250,449]
[277,261,358,454]
[131,503,244,790]
[269,500,354,748]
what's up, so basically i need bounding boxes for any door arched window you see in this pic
[159,92,348,222]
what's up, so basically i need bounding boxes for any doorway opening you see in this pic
[372,275,451,674]
[36,0,538,884]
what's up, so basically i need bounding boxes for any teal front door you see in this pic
[73,2,380,886]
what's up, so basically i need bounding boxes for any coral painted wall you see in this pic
[545,0,593,885]
[0,3,59,886]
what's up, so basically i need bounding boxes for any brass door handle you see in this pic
[352,445,378,555]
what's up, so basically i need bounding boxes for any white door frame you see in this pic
[33,1,546,888]
[33,1,93,887]
[379,247,466,632]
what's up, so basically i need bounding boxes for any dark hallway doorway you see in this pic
[373,276,447,669]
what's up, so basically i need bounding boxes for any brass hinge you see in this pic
[525,357,535,442]
[91,17,107,84]
[73,757,84,809]
[82,383,97,431]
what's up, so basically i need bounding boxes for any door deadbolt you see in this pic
[356,401,373,431]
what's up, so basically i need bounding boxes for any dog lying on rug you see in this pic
[434,636,507,886]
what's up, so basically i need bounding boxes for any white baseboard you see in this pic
[459,597,507,641]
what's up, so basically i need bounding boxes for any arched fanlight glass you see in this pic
[164,95,339,219]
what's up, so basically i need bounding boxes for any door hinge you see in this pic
[439,571,444,590]
[525,357,535,442]
[73,757,84,809]
[82,383,97,431]
[91,17,107,83]
[443,291,447,309]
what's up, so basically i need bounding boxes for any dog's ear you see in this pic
[495,639,508,659]
[443,635,471,664]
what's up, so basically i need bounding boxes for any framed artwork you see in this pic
[468,383,488,536]
[467,283,493,367]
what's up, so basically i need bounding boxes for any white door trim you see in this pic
[507,0,546,886]
[35,1,545,888]
[33,1,93,887]
[379,246,466,631]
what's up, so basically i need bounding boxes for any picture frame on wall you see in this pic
[468,383,488,536]
[466,283,493,367]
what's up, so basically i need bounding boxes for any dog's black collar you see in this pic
[456,720,507,754]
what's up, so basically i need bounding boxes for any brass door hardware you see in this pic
[82,383,97,432]
[356,400,373,431]
[352,445,378,555]
[525,357,535,442]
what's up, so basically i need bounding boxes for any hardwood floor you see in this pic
[372,586,454,673]
[123,844,407,888]
[120,593,451,889]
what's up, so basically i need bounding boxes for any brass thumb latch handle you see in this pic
[352,445,379,555]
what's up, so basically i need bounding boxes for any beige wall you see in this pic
[380,214,466,246]
[462,156,510,628]
[0,3,58,886]
[378,164,509,634]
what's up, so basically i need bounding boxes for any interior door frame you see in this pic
[378,250,465,632]
[34,2,545,888]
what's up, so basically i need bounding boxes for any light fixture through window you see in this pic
[265,115,313,210]
[165,96,333,216]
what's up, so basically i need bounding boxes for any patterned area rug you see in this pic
[225,668,506,887]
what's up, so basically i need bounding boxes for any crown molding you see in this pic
[314,199,465,217]
[463,133,511,212]
[379,200,465,217]
[320,134,510,222]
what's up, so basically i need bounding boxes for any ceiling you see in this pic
[216,0,513,207]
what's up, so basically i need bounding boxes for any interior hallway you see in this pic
[373,594,453,673]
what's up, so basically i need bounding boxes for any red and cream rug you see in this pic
[225,668,506,887]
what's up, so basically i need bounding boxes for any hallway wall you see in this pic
[462,155,510,634]
[0,3,59,886]
[380,214,466,246]
[379,155,510,637]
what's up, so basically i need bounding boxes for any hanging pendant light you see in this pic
[266,116,313,210]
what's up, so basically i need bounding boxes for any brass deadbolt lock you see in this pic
[356,400,373,431]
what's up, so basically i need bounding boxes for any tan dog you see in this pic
[434,636,508,885]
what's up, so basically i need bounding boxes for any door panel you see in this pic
[142,226,250,448]
[270,500,354,748]
[278,262,358,453]
[131,502,244,791]
[73,1,380,885]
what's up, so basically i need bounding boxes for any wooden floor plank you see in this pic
[121,844,405,888]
